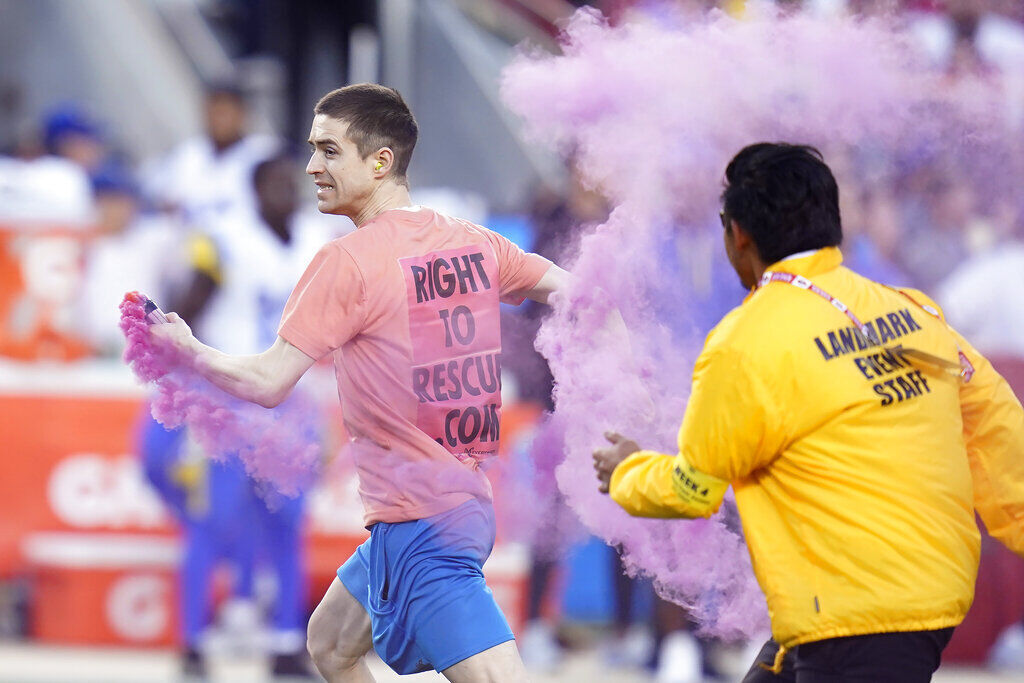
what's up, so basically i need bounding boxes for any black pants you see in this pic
[741,628,955,683]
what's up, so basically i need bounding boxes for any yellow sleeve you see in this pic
[899,287,1024,556]
[679,345,787,482]
[954,329,1024,556]
[187,233,222,284]
[607,343,781,518]
[609,450,729,518]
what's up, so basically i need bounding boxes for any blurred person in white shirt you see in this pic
[78,169,184,356]
[191,154,352,355]
[909,0,1024,76]
[937,198,1024,359]
[143,82,278,232]
[0,124,92,224]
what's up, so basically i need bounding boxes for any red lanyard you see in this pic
[759,270,974,383]
[759,271,881,346]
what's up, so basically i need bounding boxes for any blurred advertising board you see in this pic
[0,223,94,362]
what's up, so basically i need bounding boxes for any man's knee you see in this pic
[307,579,372,674]
[442,640,526,683]
[307,606,360,670]
[306,608,340,667]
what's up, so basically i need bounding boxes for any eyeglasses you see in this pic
[719,209,728,230]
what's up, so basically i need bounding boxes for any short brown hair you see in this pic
[314,84,418,182]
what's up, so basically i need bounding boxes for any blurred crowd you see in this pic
[0,81,353,362]
[0,81,355,679]
[3,1,1024,682]
[2,0,1022,362]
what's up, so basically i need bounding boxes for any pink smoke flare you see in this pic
[120,292,319,497]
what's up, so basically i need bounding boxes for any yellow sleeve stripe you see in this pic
[187,234,222,284]
[671,459,730,514]
[608,450,729,519]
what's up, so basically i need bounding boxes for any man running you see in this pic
[155,83,568,682]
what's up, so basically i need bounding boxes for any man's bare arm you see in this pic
[525,264,572,304]
[152,313,316,408]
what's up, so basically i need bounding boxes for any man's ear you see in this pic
[729,221,753,252]
[373,147,395,177]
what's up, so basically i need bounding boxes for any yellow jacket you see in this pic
[610,247,1024,649]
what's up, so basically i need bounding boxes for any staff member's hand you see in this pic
[593,432,640,494]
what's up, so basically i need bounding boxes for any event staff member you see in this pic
[592,143,1024,682]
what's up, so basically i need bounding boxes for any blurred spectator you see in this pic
[608,551,706,683]
[202,155,348,677]
[192,155,350,354]
[143,82,278,232]
[650,596,704,683]
[77,169,184,356]
[42,103,130,187]
[515,162,720,682]
[513,417,572,674]
[134,203,247,679]
[0,125,95,361]
[910,0,1024,79]
[935,186,1024,674]
[142,155,344,680]
[605,551,655,672]
[947,8,995,79]
[648,227,737,683]
[841,186,911,285]
[0,130,92,223]
[654,212,747,341]
[139,419,265,679]
[937,203,1024,359]
[896,172,975,290]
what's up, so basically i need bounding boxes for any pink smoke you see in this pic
[491,413,586,558]
[501,5,1011,640]
[120,292,319,496]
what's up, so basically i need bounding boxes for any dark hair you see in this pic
[204,79,245,102]
[314,83,418,182]
[252,153,292,188]
[721,143,842,265]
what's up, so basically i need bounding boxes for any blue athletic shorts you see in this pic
[337,497,514,674]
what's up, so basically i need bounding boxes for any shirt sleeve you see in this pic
[679,345,787,482]
[607,343,783,519]
[899,287,1024,556]
[483,229,552,304]
[277,242,366,360]
[954,328,1024,556]
[609,450,729,518]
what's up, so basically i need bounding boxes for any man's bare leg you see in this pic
[307,578,375,683]
[441,640,528,683]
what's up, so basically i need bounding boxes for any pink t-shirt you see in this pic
[279,206,551,525]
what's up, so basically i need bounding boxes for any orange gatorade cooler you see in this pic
[25,532,180,647]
